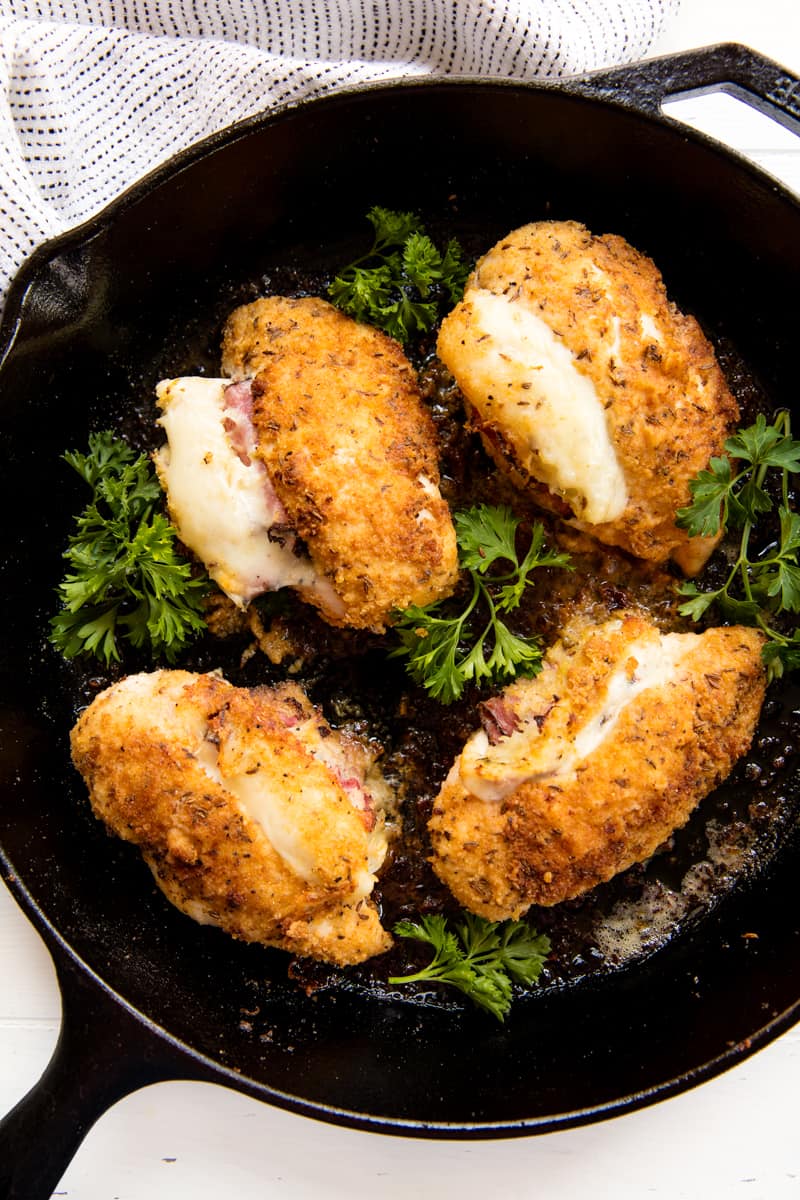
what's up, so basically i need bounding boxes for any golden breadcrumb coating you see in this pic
[221,296,458,630]
[429,614,765,919]
[70,670,393,966]
[437,220,739,574]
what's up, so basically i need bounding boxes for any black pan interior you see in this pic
[1,78,800,1133]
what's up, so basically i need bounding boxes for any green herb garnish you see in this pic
[676,411,800,679]
[389,912,550,1021]
[392,504,572,704]
[50,431,208,665]
[328,206,470,344]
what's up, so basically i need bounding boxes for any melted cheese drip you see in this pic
[460,631,692,802]
[194,723,376,895]
[154,377,329,609]
[462,289,628,524]
[227,770,374,897]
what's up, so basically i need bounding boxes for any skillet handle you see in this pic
[0,943,213,1200]
[572,42,800,138]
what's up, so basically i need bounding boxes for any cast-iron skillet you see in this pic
[1,43,800,1200]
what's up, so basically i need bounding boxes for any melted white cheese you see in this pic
[154,377,325,609]
[460,631,691,802]
[194,707,381,894]
[463,289,628,524]
[228,769,376,895]
[639,311,663,343]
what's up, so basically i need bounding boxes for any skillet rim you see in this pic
[3,851,800,1138]
[5,48,800,363]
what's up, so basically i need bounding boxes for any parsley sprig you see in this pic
[675,411,800,679]
[389,912,550,1021]
[328,206,470,344]
[50,431,208,665]
[392,504,572,704]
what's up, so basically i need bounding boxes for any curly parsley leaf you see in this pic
[392,596,478,704]
[727,416,800,472]
[389,912,550,1021]
[392,504,572,703]
[675,455,735,538]
[455,503,523,573]
[762,629,800,675]
[675,411,800,680]
[367,205,422,249]
[328,206,470,344]
[50,431,208,665]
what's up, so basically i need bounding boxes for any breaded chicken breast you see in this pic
[429,614,765,919]
[437,221,739,574]
[70,670,394,966]
[155,295,457,631]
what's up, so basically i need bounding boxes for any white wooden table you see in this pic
[3,3,800,1197]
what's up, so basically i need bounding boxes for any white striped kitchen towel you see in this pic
[0,0,679,304]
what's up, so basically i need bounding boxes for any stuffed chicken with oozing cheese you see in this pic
[428,614,766,920]
[436,220,739,575]
[70,670,394,965]
[155,296,458,632]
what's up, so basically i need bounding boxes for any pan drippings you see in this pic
[56,259,800,1013]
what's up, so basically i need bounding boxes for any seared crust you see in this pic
[428,616,766,919]
[70,670,392,966]
[437,221,739,572]
[222,296,458,630]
